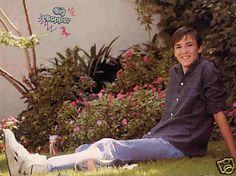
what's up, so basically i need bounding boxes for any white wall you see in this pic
[0,0,160,119]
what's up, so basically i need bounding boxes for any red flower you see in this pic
[116,69,123,78]
[143,56,151,63]
[229,109,236,116]
[126,49,135,57]
[70,101,77,107]
[133,85,140,91]
[121,119,128,126]
[73,126,80,133]
[151,87,156,94]
[154,77,164,85]
[158,93,165,99]
[117,93,126,100]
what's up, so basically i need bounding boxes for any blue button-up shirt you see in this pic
[143,58,227,156]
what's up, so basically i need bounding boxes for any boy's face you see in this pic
[173,34,202,73]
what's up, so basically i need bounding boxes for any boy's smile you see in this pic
[173,34,202,74]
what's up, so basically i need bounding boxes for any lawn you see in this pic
[0,140,234,176]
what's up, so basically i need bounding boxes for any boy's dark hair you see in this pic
[171,27,202,49]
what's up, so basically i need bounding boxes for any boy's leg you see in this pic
[74,138,185,171]
[87,138,185,161]
[47,144,105,171]
[4,129,185,173]
[47,137,185,171]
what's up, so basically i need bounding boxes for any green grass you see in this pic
[0,140,235,176]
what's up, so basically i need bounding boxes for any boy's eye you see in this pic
[174,45,181,49]
[186,43,193,47]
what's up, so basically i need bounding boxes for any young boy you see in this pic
[3,26,236,176]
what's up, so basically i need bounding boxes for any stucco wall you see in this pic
[0,0,160,119]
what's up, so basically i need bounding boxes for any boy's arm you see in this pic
[214,111,236,158]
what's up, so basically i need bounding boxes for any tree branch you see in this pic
[22,0,37,76]
[0,67,28,96]
[0,18,9,32]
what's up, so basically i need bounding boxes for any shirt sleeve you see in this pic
[202,62,228,114]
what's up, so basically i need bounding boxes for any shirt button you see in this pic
[147,132,151,134]
[176,98,179,102]
[180,82,184,86]
[170,113,173,116]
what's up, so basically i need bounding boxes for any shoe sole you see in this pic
[75,159,124,171]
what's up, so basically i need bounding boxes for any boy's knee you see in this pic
[96,138,116,146]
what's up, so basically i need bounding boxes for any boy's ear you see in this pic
[198,45,203,53]
[172,48,177,57]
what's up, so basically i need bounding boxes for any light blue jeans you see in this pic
[46,138,185,171]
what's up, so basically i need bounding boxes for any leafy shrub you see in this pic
[16,38,121,151]
[76,37,121,93]
[16,48,94,151]
[57,84,165,150]
[54,44,168,150]
[105,39,175,94]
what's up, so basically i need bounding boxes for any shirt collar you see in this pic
[174,57,203,76]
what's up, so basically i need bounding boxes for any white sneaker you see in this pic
[3,129,47,176]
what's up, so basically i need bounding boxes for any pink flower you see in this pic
[133,85,140,91]
[116,69,123,78]
[97,92,103,98]
[121,119,128,126]
[71,101,77,107]
[73,126,80,133]
[126,49,135,57]
[233,103,236,108]
[124,63,129,68]
[148,84,154,89]
[229,109,236,116]
[128,92,134,97]
[143,56,151,63]
[117,93,126,100]
[155,77,164,85]
[90,93,97,98]
[143,84,148,88]
[96,120,102,126]
[151,87,156,94]
[159,93,165,99]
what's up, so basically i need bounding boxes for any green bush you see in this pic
[16,48,95,151]
[57,86,164,150]
[52,43,170,150]
[16,37,121,151]
[105,40,175,94]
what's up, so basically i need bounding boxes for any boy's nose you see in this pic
[180,46,188,53]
